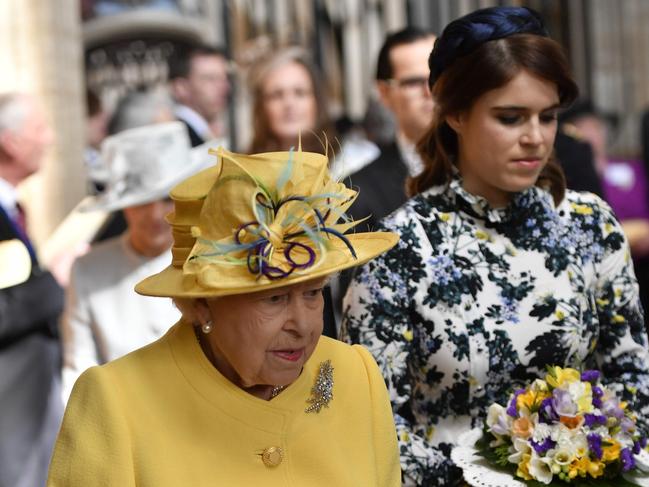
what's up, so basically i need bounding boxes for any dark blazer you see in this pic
[0,206,64,487]
[554,130,604,197]
[332,142,410,331]
[347,141,410,232]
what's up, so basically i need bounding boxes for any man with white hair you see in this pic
[0,92,65,487]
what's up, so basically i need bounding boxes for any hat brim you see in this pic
[80,143,216,213]
[135,231,398,298]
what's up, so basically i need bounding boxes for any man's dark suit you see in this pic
[0,206,64,487]
[347,141,410,231]
[332,142,410,330]
[554,129,604,197]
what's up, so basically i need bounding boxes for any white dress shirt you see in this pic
[395,131,424,177]
[174,104,213,140]
[0,176,19,220]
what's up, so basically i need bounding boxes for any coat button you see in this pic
[261,446,283,467]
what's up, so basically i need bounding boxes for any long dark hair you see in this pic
[408,33,578,204]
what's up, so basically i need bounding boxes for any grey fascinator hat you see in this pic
[82,122,214,212]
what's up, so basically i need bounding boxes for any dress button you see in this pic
[261,446,283,467]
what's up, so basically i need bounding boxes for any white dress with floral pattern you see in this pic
[342,179,649,486]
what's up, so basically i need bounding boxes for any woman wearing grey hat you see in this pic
[61,122,214,400]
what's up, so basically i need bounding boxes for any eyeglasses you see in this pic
[385,76,430,94]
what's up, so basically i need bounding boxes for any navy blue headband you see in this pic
[428,6,549,88]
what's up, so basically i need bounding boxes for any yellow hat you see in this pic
[0,239,31,289]
[135,148,398,298]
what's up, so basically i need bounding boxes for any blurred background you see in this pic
[2,0,649,249]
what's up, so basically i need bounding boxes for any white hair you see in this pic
[0,93,31,135]
[108,90,174,135]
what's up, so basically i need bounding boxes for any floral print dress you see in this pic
[341,178,649,486]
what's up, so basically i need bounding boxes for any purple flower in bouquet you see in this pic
[592,385,604,408]
[552,388,577,417]
[587,433,603,460]
[621,447,636,472]
[620,416,636,434]
[583,413,607,428]
[507,389,525,418]
[530,437,555,455]
[601,398,625,420]
[581,370,601,383]
[633,437,647,454]
[539,397,558,424]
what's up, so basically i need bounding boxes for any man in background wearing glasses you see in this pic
[348,28,436,231]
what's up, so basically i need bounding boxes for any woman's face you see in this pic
[448,69,561,207]
[202,277,326,392]
[262,61,318,147]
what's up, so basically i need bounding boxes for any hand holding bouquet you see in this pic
[479,366,648,485]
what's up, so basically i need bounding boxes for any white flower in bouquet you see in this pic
[529,453,554,484]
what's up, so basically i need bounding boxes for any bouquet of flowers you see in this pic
[478,366,648,486]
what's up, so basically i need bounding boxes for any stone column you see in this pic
[0,0,86,252]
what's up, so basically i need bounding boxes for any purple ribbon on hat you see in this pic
[233,193,357,280]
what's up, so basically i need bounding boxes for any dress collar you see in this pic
[446,174,550,224]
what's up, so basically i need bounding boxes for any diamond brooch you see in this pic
[305,360,334,413]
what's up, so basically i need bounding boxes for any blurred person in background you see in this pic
[249,47,335,154]
[248,46,377,185]
[562,100,649,329]
[331,29,436,327]
[107,89,175,136]
[248,47,341,337]
[347,27,436,232]
[553,122,604,197]
[94,89,175,242]
[168,42,231,148]
[0,92,65,487]
[60,121,214,400]
[83,89,109,194]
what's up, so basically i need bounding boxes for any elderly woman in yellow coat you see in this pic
[47,148,401,486]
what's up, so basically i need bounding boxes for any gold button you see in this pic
[261,446,283,467]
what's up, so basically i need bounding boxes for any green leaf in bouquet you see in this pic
[475,432,511,467]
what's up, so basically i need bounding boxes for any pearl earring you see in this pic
[201,320,213,334]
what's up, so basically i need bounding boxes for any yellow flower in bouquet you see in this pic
[545,366,580,388]
[601,440,621,462]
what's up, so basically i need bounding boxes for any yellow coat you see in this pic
[48,320,401,486]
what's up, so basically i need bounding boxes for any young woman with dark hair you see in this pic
[342,7,649,486]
